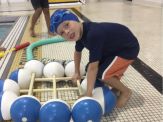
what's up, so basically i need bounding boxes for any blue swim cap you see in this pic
[50,9,79,33]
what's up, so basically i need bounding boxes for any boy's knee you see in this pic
[104,76,120,84]
[43,8,49,14]
[36,8,42,13]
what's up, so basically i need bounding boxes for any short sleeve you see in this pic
[75,40,84,52]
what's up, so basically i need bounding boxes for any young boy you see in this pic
[50,9,140,108]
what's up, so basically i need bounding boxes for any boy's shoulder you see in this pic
[83,21,125,26]
[83,21,127,32]
[82,21,129,39]
[82,22,106,40]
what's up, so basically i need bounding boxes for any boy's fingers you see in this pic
[78,94,85,99]
[72,79,77,86]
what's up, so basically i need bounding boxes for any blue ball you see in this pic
[0,92,4,121]
[103,86,117,114]
[40,99,71,122]
[9,69,19,82]
[9,68,32,89]
[10,95,41,122]
[0,79,4,92]
[93,86,117,115]
[72,97,102,122]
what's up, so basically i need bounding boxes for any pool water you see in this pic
[0,24,13,42]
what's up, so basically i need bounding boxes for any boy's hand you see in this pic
[86,92,93,97]
[78,92,93,99]
[72,73,81,85]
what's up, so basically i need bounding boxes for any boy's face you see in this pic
[57,21,82,41]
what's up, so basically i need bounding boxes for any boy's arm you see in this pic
[86,61,99,97]
[74,50,82,74]
[72,50,82,81]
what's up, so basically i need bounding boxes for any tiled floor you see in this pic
[0,0,162,122]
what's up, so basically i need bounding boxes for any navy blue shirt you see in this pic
[75,22,139,63]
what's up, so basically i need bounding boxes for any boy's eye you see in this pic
[60,31,64,35]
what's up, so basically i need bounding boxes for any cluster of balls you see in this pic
[0,59,117,122]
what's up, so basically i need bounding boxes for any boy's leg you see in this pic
[42,8,50,33]
[30,8,42,37]
[30,0,42,37]
[105,77,132,108]
[98,56,133,108]
[41,0,54,35]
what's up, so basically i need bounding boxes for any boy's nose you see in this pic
[63,29,69,35]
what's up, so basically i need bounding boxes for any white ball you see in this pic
[92,86,117,115]
[81,78,87,94]
[43,62,65,78]
[65,61,85,77]
[3,79,20,95]
[80,78,106,95]
[18,69,32,89]
[24,60,44,78]
[0,91,18,120]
